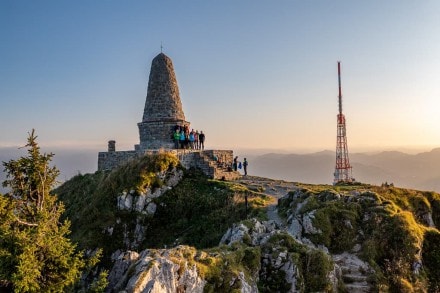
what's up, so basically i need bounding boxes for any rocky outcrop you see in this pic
[108,167,184,249]
[219,218,339,292]
[107,245,260,293]
[285,195,330,252]
[108,247,205,293]
[219,218,278,246]
[280,189,376,292]
[107,250,140,290]
[116,168,183,214]
[260,247,302,292]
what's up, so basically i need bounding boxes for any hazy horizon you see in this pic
[1,144,439,180]
[1,142,438,155]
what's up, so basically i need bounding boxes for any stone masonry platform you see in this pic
[98,149,241,181]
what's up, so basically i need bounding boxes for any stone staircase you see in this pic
[333,252,372,293]
[175,150,241,180]
[195,151,241,180]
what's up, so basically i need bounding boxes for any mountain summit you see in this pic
[55,152,440,292]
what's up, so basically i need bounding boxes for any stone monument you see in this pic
[138,53,189,150]
[97,52,240,180]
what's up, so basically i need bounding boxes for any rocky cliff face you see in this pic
[105,181,440,292]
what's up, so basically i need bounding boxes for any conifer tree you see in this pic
[0,130,84,292]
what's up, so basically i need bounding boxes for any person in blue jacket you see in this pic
[179,131,186,149]
[189,130,195,149]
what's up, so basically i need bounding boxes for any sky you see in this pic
[1,0,440,155]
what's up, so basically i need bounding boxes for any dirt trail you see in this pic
[237,176,298,228]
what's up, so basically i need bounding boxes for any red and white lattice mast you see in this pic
[334,61,354,184]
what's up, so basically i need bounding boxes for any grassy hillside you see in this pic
[54,152,272,262]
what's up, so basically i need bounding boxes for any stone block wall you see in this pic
[98,151,141,171]
[138,120,189,150]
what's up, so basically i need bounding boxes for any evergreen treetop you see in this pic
[0,130,85,292]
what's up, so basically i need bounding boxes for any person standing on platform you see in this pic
[194,131,199,150]
[189,130,195,149]
[173,130,180,149]
[233,156,238,171]
[243,158,248,176]
[179,131,186,149]
[199,131,205,150]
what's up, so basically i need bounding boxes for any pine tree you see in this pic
[0,130,85,292]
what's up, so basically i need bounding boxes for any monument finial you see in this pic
[160,42,163,53]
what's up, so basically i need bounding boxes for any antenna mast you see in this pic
[334,61,354,184]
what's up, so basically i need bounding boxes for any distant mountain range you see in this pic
[248,148,440,192]
[1,147,440,193]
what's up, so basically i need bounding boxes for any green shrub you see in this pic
[307,200,360,253]
[422,229,440,292]
[201,244,261,292]
[302,250,333,292]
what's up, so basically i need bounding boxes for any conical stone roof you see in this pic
[142,53,186,122]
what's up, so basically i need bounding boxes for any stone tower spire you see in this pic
[138,53,189,150]
[141,53,186,122]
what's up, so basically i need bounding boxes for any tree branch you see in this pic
[14,216,38,227]
[0,279,12,288]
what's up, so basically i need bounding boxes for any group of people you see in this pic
[214,155,249,176]
[173,125,205,150]
[233,156,249,176]
[173,124,249,175]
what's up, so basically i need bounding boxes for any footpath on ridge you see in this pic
[237,175,297,228]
